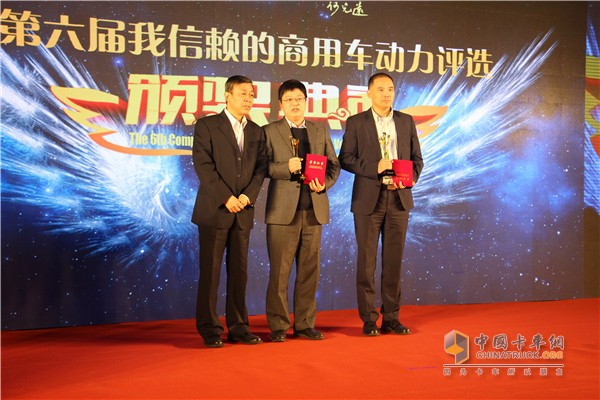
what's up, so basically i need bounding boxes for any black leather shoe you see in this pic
[294,328,324,340]
[269,330,286,342]
[202,334,224,348]
[362,321,380,336]
[381,320,411,335]
[227,331,263,345]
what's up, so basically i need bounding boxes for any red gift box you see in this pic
[303,153,327,184]
[392,159,413,187]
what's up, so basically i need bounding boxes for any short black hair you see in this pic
[278,79,307,101]
[225,75,253,93]
[367,73,394,88]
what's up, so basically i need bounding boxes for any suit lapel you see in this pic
[364,109,381,159]
[242,123,254,158]
[306,121,317,154]
[218,110,242,156]
[392,111,403,159]
[276,119,295,156]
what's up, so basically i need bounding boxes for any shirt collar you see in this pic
[371,108,393,123]
[224,108,247,129]
[285,117,306,129]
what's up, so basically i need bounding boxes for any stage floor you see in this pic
[2,298,599,399]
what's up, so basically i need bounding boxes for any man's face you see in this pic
[225,82,255,118]
[280,88,306,123]
[367,76,395,112]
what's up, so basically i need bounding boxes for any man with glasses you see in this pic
[192,75,268,348]
[339,73,424,337]
[264,80,340,342]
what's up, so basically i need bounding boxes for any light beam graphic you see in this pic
[1,45,197,271]
[1,31,558,272]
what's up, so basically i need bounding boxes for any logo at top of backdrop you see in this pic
[50,75,447,156]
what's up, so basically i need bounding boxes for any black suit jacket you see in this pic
[339,108,424,214]
[192,111,267,230]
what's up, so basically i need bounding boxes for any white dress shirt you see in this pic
[372,108,398,160]
[224,108,246,152]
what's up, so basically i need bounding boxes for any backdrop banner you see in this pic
[1,1,594,329]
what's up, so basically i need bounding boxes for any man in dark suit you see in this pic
[192,75,267,348]
[264,80,340,342]
[339,73,424,336]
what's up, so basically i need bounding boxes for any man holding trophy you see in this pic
[264,80,340,342]
[339,73,424,336]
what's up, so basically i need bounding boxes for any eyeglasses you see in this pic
[282,97,306,104]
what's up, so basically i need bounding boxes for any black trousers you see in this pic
[195,224,251,337]
[353,188,409,323]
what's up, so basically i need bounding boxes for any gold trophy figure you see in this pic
[378,133,394,185]
[290,136,305,180]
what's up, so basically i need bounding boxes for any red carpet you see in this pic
[2,299,599,399]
